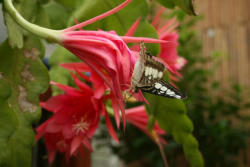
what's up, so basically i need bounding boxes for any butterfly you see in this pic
[131,42,187,100]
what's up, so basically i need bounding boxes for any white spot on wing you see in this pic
[153,69,158,78]
[155,83,162,89]
[145,67,149,76]
[158,72,163,78]
[175,95,181,99]
[149,67,153,75]
[151,68,155,76]
[167,89,175,95]
[161,86,167,91]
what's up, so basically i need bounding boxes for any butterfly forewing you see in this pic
[138,52,166,86]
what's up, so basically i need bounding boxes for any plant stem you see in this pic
[3,0,62,42]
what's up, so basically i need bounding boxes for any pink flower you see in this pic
[37,64,167,164]
[125,106,166,145]
[59,62,120,143]
[59,0,166,128]
[36,74,104,163]
[60,62,107,100]
[152,8,187,79]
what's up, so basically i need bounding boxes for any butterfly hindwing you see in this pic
[139,80,187,99]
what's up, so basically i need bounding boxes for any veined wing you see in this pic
[138,52,166,87]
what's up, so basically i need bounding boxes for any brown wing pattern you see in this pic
[138,52,166,86]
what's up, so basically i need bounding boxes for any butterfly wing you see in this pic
[133,42,187,100]
[137,52,166,87]
[139,80,187,99]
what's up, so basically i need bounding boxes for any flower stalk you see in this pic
[4,0,61,42]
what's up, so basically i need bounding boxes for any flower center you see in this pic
[72,117,89,135]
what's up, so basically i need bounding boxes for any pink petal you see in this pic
[121,36,167,44]
[50,81,83,96]
[111,96,121,128]
[170,75,179,82]
[93,84,106,99]
[87,111,100,138]
[105,111,120,143]
[35,120,49,141]
[70,136,82,155]
[70,72,93,93]
[62,123,75,139]
[138,90,149,104]
[125,105,145,114]
[60,62,91,72]
[63,39,117,81]
[82,138,93,152]
[125,17,141,36]
[48,150,56,165]
[64,43,117,74]
[75,69,91,82]
[40,95,67,112]
[125,106,167,145]
[46,122,63,133]
[158,17,178,35]
[175,57,187,70]
[152,7,165,27]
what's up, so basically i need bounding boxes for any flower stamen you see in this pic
[72,117,90,135]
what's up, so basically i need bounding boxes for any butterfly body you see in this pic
[131,42,186,100]
[131,53,146,91]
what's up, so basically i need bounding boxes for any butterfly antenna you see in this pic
[140,41,147,56]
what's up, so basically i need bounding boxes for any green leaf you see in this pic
[3,0,39,48]
[17,0,37,22]
[146,95,204,167]
[44,1,70,29]
[157,0,196,15]
[3,12,23,48]
[55,0,82,10]
[49,46,80,95]
[175,0,196,15]
[147,114,156,131]
[67,0,148,35]
[133,21,160,55]
[35,5,50,28]
[0,37,49,167]
[37,0,50,4]
[157,0,175,9]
